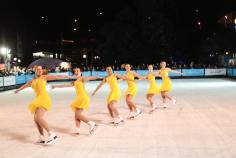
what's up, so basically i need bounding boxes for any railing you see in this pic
[0,68,236,91]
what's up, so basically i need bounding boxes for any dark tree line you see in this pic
[98,0,184,65]
[97,0,236,67]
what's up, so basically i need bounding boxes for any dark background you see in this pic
[1,0,236,67]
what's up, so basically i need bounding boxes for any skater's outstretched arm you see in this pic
[91,78,106,96]
[132,71,143,79]
[154,72,162,78]
[82,76,103,82]
[51,83,73,89]
[116,74,133,81]
[142,75,148,80]
[168,68,183,74]
[43,75,71,81]
[14,80,32,93]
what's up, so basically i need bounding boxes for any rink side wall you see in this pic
[0,68,236,92]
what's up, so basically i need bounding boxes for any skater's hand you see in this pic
[91,92,96,96]
[117,78,123,82]
[98,77,103,80]
[139,77,146,80]
[14,89,20,94]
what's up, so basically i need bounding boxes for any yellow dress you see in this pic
[28,77,51,113]
[70,79,90,111]
[159,69,172,92]
[125,72,137,97]
[146,73,159,94]
[106,74,121,104]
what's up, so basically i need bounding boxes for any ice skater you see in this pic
[158,61,182,108]
[52,68,100,135]
[92,66,129,125]
[124,64,143,119]
[14,65,70,145]
[142,65,161,113]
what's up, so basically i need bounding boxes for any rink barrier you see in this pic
[15,74,26,84]
[228,69,233,76]
[0,77,3,87]
[169,69,182,77]
[182,69,205,77]
[205,68,227,76]
[1,68,236,90]
[227,68,236,77]
[91,71,107,77]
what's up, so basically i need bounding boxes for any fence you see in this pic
[0,68,236,90]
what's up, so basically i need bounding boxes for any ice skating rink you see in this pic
[0,78,236,158]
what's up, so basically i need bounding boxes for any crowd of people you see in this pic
[82,62,222,71]
[0,62,227,77]
[0,66,34,76]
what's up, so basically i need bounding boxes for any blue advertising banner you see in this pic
[136,70,149,76]
[82,71,91,77]
[15,75,26,84]
[169,69,182,77]
[68,71,91,77]
[68,71,73,76]
[92,71,107,77]
[182,69,204,77]
[233,68,236,77]
[25,74,35,81]
[114,70,126,75]
[227,68,233,77]
[48,72,70,76]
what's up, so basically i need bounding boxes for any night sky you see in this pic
[1,0,236,65]
[1,1,128,34]
[2,0,235,37]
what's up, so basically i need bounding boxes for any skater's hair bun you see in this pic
[73,67,81,71]
[42,69,48,75]
[106,66,112,69]
[120,64,125,69]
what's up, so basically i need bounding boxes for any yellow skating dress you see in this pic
[125,72,137,97]
[146,73,159,94]
[28,77,51,113]
[106,74,121,104]
[70,79,90,111]
[159,69,172,92]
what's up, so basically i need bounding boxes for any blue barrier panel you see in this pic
[92,71,107,77]
[182,69,204,76]
[227,68,233,77]
[169,69,182,77]
[114,70,126,75]
[16,75,26,84]
[25,74,35,81]
[82,71,91,77]
[233,68,236,77]
[136,70,149,76]
[68,71,73,76]
[48,72,71,81]
[48,72,70,76]
[68,71,91,77]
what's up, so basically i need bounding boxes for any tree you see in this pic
[98,0,180,65]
